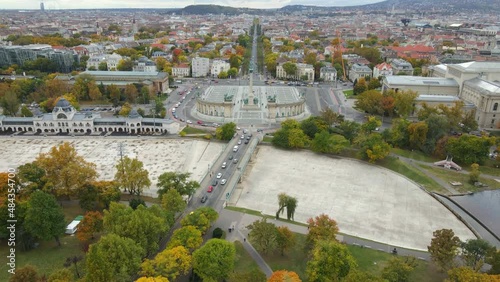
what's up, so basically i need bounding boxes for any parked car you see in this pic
[244,140,249,144]
[186,120,193,124]
[221,179,227,185]
[237,140,242,145]
[228,155,234,160]
[233,158,238,164]
[207,186,213,193]
[222,162,227,168]
[197,120,203,125]
[216,173,222,179]
[212,180,218,186]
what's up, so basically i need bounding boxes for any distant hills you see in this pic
[179,0,500,15]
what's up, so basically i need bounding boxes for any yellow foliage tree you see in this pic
[36,142,97,197]
[140,246,192,281]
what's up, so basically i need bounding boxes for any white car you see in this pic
[221,179,227,185]
[216,173,222,179]
[237,140,242,145]
[186,120,193,124]
[222,162,227,168]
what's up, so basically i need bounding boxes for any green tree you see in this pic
[361,116,382,134]
[356,133,391,163]
[88,82,102,101]
[85,233,143,282]
[312,131,350,154]
[48,268,73,282]
[1,90,20,116]
[119,102,132,116]
[114,156,151,196]
[276,226,296,255]
[381,257,416,282]
[35,142,97,197]
[306,240,357,281]
[103,203,167,256]
[124,84,138,103]
[140,246,192,280]
[192,239,236,282]
[107,84,121,106]
[407,121,428,150]
[20,105,33,117]
[428,229,461,272]
[390,118,411,148]
[247,218,278,254]
[230,268,266,282]
[157,171,200,199]
[461,239,495,271]
[161,189,186,215]
[320,107,344,126]
[24,191,66,246]
[368,77,382,90]
[215,122,237,141]
[337,120,361,142]
[446,135,494,165]
[489,250,500,274]
[306,214,339,248]
[73,73,95,101]
[301,116,329,139]
[98,61,108,71]
[393,90,418,118]
[180,207,218,234]
[355,90,383,115]
[227,67,238,77]
[282,62,297,78]
[167,225,203,251]
[94,180,121,209]
[288,128,309,149]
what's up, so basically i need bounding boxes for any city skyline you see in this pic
[4,0,385,10]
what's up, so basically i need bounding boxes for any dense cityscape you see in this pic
[1,1,500,281]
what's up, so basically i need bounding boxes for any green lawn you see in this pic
[377,156,447,193]
[418,165,500,193]
[0,235,84,281]
[180,126,210,135]
[230,240,264,281]
[391,148,438,163]
[262,136,273,143]
[343,89,354,98]
[260,233,309,280]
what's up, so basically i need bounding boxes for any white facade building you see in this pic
[191,57,210,77]
[320,66,337,82]
[373,62,393,78]
[172,64,190,77]
[210,59,230,78]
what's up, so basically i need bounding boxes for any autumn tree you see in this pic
[161,189,186,216]
[35,142,97,197]
[355,89,383,115]
[306,240,357,281]
[136,277,170,282]
[192,239,236,282]
[337,120,361,142]
[306,214,339,248]
[8,264,39,282]
[393,90,418,118]
[446,267,500,282]
[1,90,20,116]
[301,116,329,139]
[428,229,461,271]
[230,268,266,282]
[114,156,151,196]
[381,256,417,282]
[119,102,132,116]
[167,225,203,251]
[469,163,481,184]
[276,226,296,255]
[125,84,138,103]
[140,246,192,280]
[48,268,73,282]
[25,191,66,246]
[247,218,278,254]
[76,211,103,243]
[407,121,428,150]
[157,171,200,199]
[353,77,368,95]
[282,62,298,78]
[88,81,102,101]
[72,73,95,101]
[268,270,302,282]
[85,233,144,282]
[320,107,344,126]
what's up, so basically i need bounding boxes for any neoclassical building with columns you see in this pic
[0,98,179,135]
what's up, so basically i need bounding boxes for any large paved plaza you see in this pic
[0,137,225,197]
[235,146,476,251]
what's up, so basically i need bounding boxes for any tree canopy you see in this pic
[192,239,236,282]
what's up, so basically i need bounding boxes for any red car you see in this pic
[197,120,203,125]
[207,186,214,193]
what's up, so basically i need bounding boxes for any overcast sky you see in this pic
[5,0,385,10]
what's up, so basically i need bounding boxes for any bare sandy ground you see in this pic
[0,137,225,197]
[235,146,476,251]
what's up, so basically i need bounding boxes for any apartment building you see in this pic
[191,57,210,77]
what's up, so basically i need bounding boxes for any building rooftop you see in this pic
[464,78,500,96]
[450,61,500,73]
[384,76,459,87]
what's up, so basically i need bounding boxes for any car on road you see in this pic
[197,120,203,125]
[246,136,251,140]
[236,127,241,130]
[222,162,227,168]
[201,195,208,202]
[240,135,245,139]
[244,140,249,144]
[186,120,193,124]
[233,158,238,164]
[233,146,239,152]
[221,179,227,185]
[207,186,213,193]
[243,129,248,134]
[216,173,222,179]
[228,155,234,160]
[212,180,218,186]
[237,140,242,145]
